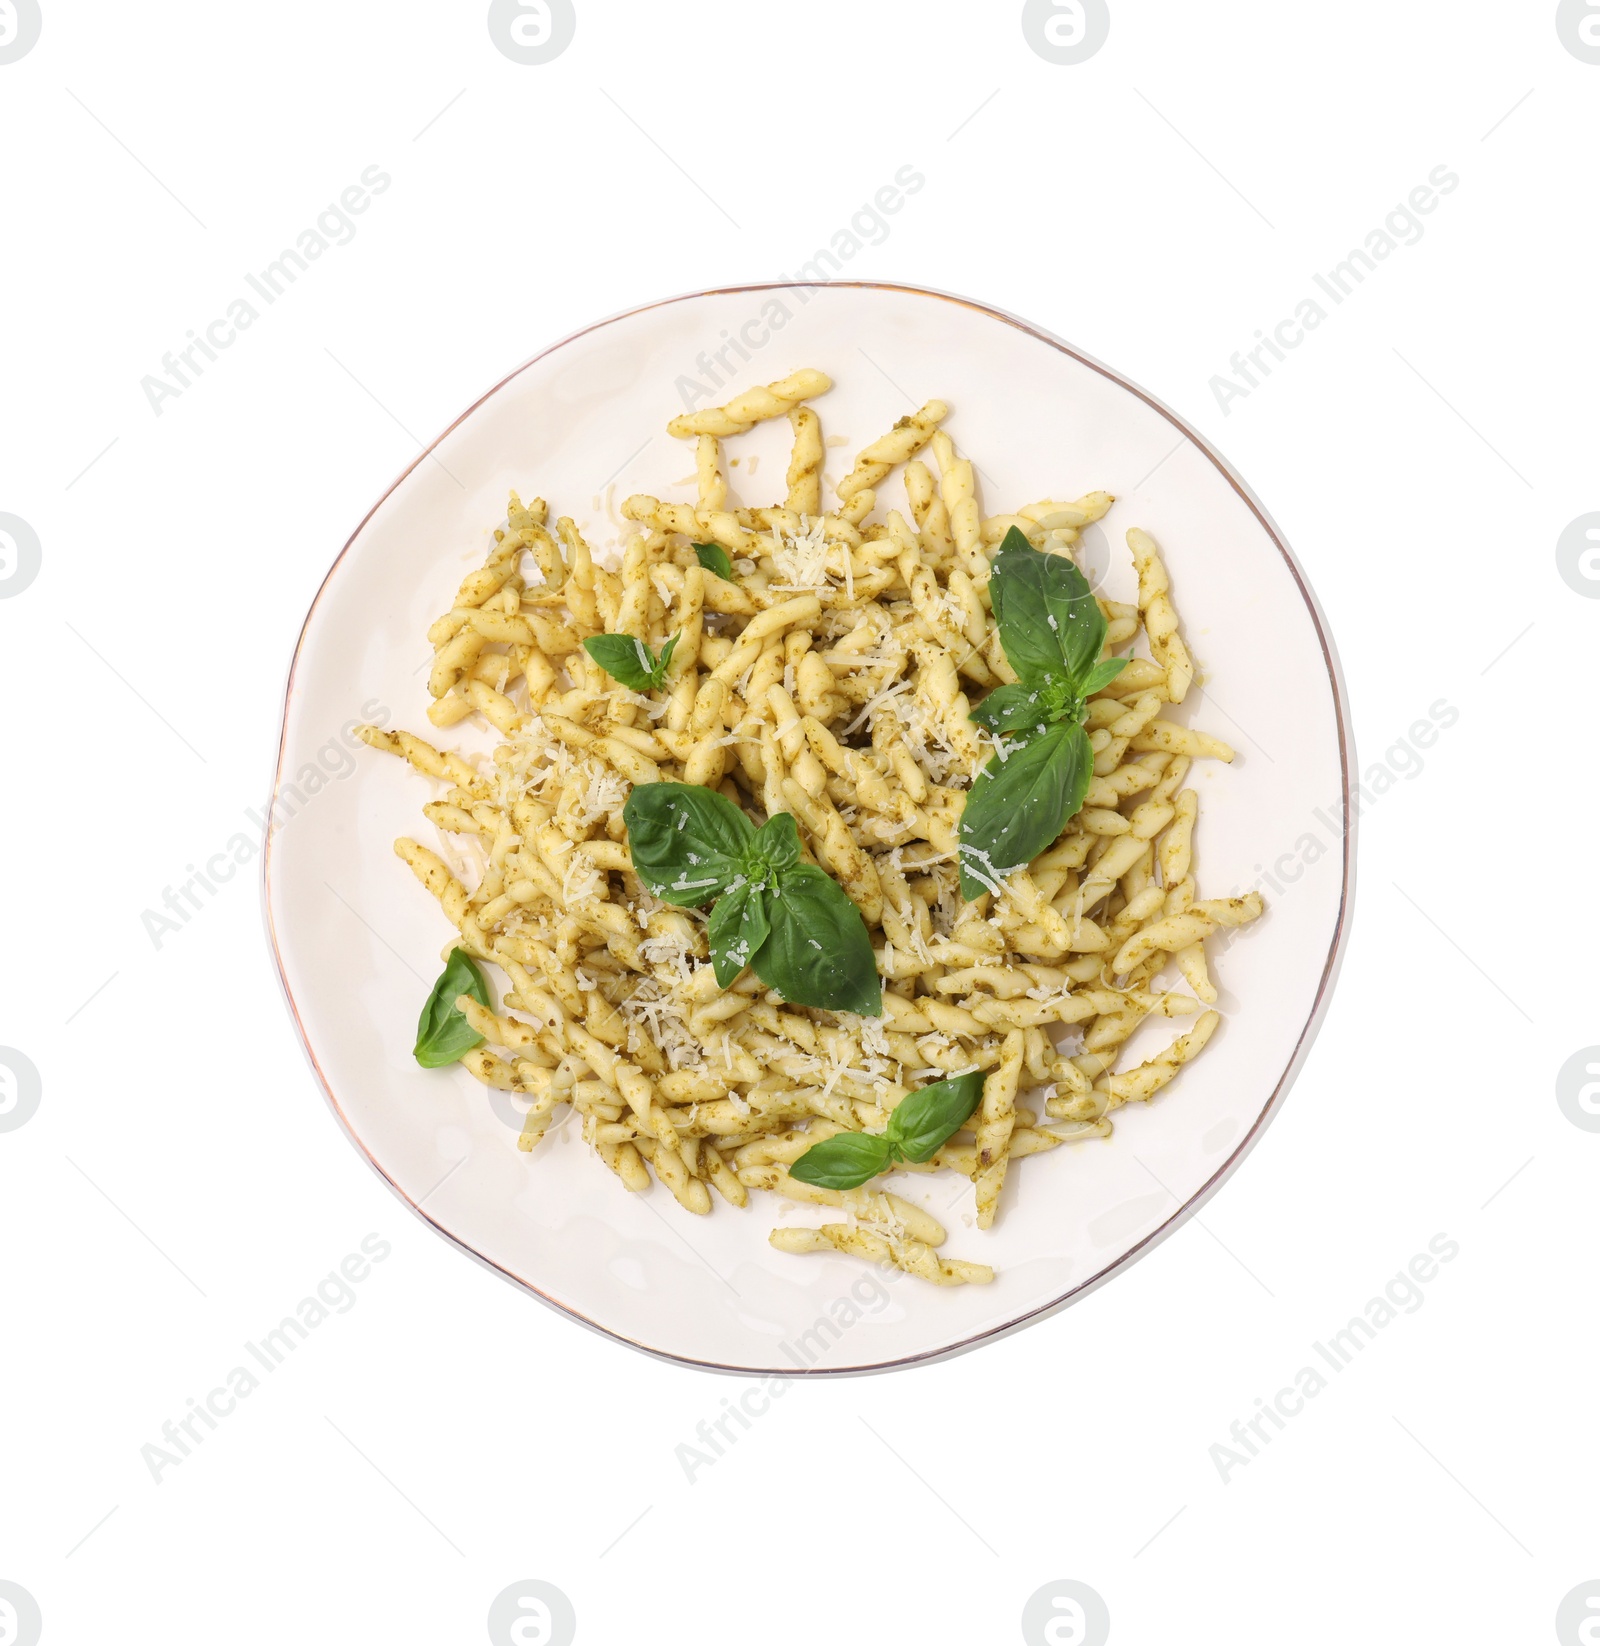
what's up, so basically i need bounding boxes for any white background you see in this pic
[2,3,1596,1643]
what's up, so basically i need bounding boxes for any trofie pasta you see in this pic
[358,369,1263,1286]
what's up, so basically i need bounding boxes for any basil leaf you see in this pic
[623,782,756,905]
[990,527,1108,689]
[693,541,736,581]
[969,681,1053,741]
[957,721,1093,901]
[789,1071,984,1186]
[885,1069,986,1162]
[707,879,771,988]
[752,863,882,1017]
[750,809,802,872]
[788,1130,894,1191]
[414,948,492,1069]
[583,631,678,691]
[1079,656,1129,697]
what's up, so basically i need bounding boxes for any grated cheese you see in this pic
[771,516,832,592]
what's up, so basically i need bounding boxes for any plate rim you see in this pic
[261,279,1358,1377]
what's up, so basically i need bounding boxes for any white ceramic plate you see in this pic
[265,282,1353,1375]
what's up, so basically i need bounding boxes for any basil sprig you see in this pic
[583,631,679,692]
[623,783,881,1017]
[414,947,493,1068]
[692,541,736,581]
[789,1069,986,1190]
[957,529,1127,900]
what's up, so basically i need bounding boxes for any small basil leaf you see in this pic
[1079,656,1129,697]
[969,681,1054,740]
[788,1130,895,1191]
[414,948,492,1069]
[885,1069,986,1162]
[751,810,802,872]
[990,528,1108,690]
[650,631,680,686]
[751,863,882,1017]
[707,880,771,988]
[622,782,756,905]
[957,721,1093,901]
[583,631,677,691]
[693,541,736,581]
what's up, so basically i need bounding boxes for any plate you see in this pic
[264,282,1353,1374]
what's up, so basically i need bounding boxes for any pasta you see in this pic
[359,369,1263,1285]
